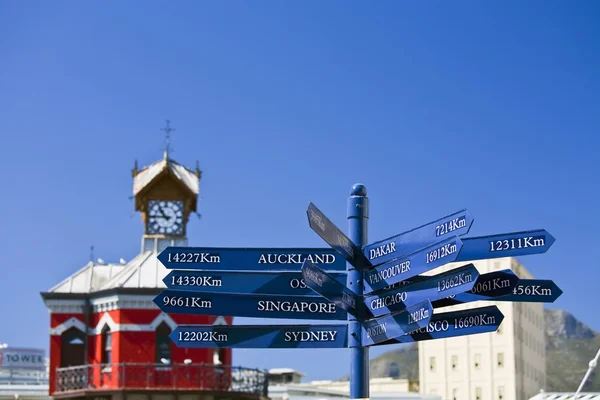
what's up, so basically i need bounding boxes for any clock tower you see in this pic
[41,121,266,400]
[132,121,201,249]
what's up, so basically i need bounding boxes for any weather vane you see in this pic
[161,119,175,158]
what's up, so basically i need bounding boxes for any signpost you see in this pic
[363,236,464,294]
[158,247,346,271]
[154,290,348,320]
[361,301,433,346]
[363,264,479,317]
[154,183,560,400]
[307,202,370,269]
[164,269,347,296]
[494,279,563,303]
[455,230,555,262]
[428,269,521,308]
[170,324,349,348]
[301,260,362,316]
[373,305,505,345]
[362,209,474,266]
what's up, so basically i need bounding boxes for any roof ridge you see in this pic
[97,251,154,291]
[46,261,95,293]
[133,158,199,196]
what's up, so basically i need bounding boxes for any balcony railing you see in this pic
[55,363,268,398]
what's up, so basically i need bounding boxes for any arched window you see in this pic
[101,326,112,365]
[61,328,86,367]
[156,322,172,364]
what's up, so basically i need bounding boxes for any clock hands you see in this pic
[147,200,184,235]
[158,207,168,219]
[158,205,176,225]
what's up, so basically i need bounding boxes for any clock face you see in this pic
[147,200,184,235]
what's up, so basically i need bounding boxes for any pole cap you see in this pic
[350,183,367,197]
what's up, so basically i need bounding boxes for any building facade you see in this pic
[40,148,268,400]
[418,257,546,400]
[0,345,50,400]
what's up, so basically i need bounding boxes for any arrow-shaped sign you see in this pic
[363,236,464,294]
[157,247,346,271]
[362,209,474,266]
[455,229,555,262]
[363,264,479,318]
[361,300,433,346]
[301,260,362,317]
[307,202,370,270]
[374,305,505,345]
[170,324,349,348]
[153,290,347,320]
[429,269,520,308]
[164,270,346,296]
[495,279,563,303]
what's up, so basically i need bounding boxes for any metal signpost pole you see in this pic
[347,184,369,400]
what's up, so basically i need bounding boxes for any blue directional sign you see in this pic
[170,324,348,348]
[363,237,464,294]
[430,269,520,308]
[307,202,369,269]
[374,305,505,345]
[362,300,433,346]
[164,270,347,296]
[456,229,555,263]
[153,290,347,320]
[157,247,346,271]
[362,209,473,266]
[301,260,362,317]
[495,279,563,303]
[364,264,479,318]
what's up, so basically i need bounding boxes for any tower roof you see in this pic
[133,157,200,197]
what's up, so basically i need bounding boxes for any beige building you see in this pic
[418,257,546,400]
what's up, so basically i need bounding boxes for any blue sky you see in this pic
[1,1,599,382]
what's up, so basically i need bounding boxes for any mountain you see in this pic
[339,309,600,392]
[545,309,597,339]
[544,309,600,392]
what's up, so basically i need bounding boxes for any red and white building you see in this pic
[41,149,268,400]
